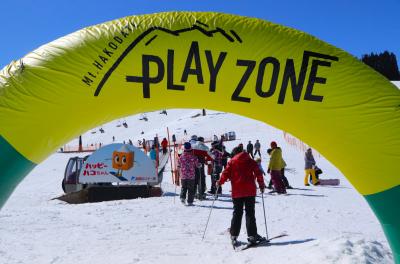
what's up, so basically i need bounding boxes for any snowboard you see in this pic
[319,179,340,186]
[233,233,288,251]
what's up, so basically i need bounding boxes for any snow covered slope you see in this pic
[0,109,394,264]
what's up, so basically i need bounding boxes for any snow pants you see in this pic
[195,164,206,198]
[254,149,261,157]
[180,179,195,203]
[210,165,222,194]
[268,168,290,188]
[304,169,318,185]
[308,168,322,183]
[270,170,286,194]
[230,196,258,238]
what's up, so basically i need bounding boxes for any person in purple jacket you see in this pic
[178,142,200,206]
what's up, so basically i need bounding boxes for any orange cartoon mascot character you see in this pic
[112,145,134,177]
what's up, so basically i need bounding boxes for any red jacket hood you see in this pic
[231,151,251,163]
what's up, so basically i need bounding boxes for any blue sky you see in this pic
[0,0,399,68]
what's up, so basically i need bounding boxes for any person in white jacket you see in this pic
[192,137,213,200]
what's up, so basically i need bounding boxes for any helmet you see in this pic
[184,142,192,150]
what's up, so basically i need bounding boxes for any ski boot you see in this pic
[231,236,239,248]
[247,234,265,245]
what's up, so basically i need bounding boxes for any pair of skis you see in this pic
[232,233,288,251]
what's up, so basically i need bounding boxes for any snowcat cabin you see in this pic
[228,131,236,141]
[62,156,87,193]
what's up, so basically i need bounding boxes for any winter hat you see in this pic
[191,135,198,141]
[270,141,277,148]
[198,136,204,142]
[184,142,192,150]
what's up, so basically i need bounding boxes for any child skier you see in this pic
[178,142,200,206]
[255,158,266,176]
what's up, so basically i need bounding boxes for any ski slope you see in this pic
[1,82,398,263]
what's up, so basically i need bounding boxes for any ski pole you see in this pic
[198,167,203,200]
[261,191,269,240]
[202,188,218,240]
[174,177,177,204]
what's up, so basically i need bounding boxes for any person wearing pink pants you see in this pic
[267,141,286,194]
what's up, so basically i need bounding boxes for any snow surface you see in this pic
[0,109,394,264]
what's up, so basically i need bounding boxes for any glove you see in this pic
[267,168,270,174]
[260,186,265,193]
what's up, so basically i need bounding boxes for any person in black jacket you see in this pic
[221,146,231,169]
[254,140,261,157]
[246,141,254,159]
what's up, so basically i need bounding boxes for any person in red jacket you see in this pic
[216,145,266,246]
[161,138,168,154]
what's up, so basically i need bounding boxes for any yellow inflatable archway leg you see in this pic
[0,12,399,262]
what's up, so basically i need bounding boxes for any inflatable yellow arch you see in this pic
[0,12,399,262]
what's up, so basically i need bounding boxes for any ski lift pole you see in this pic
[261,191,269,240]
[202,189,218,241]
[167,127,174,186]
[172,139,178,204]
[155,135,159,173]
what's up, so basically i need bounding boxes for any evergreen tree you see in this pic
[361,51,400,80]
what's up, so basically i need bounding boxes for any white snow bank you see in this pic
[298,236,393,264]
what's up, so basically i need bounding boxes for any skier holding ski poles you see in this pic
[216,145,266,247]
